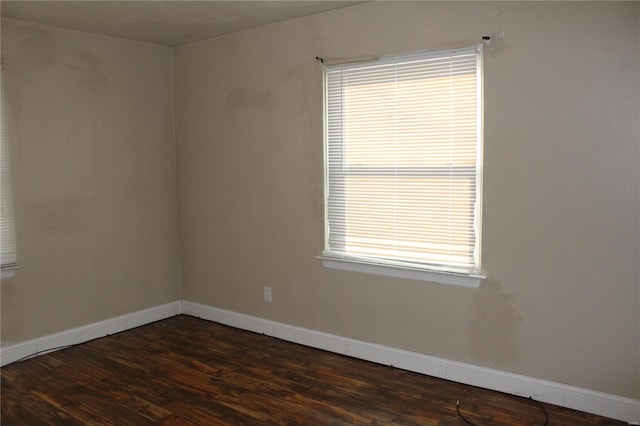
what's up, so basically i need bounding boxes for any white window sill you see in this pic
[1,264,20,279]
[318,255,486,288]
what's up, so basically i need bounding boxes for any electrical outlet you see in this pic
[264,286,272,303]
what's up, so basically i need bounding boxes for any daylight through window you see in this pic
[323,46,483,281]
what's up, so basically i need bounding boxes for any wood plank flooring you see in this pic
[1,315,626,425]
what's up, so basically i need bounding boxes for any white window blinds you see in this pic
[1,61,17,268]
[324,46,483,275]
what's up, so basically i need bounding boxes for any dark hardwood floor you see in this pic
[1,315,625,425]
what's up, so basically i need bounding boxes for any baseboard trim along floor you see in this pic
[1,300,637,423]
[182,301,639,424]
[0,301,182,367]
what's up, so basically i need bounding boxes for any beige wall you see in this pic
[174,2,640,399]
[1,18,181,344]
[1,1,638,402]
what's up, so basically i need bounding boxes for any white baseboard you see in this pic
[0,301,183,367]
[182,300,640,423]
[1,299,637,422]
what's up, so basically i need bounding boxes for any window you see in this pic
[1,57,18,277]
[322,46,485,287]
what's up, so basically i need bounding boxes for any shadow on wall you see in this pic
[468,281,523,367]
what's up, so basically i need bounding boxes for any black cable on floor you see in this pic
[3,344,77,366]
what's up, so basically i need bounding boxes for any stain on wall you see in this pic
[23,195,92,232]
[2,23,58,121]
[279,62,323,225]
[67,49,109,95]
[280,62,316,126]
[225,87,276,113]
[468,281,523,367]
[223,87,277,155]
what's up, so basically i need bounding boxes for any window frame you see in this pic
[320,46,486,288]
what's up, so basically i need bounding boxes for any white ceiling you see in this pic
[1,1,362,46]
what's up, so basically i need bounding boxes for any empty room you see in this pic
[0,1,638,424]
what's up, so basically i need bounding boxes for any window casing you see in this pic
[322,46,485,287]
